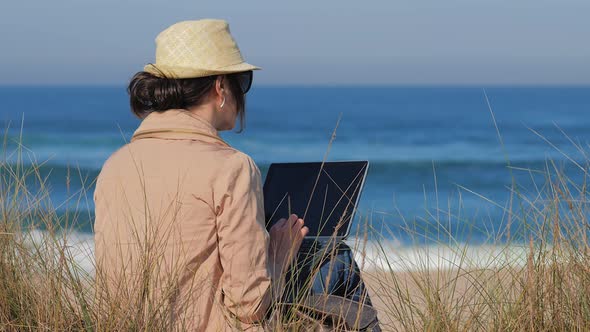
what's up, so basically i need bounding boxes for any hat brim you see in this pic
[144,62,260,79]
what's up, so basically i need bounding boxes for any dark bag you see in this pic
[276,241,381,331]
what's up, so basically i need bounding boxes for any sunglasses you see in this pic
[234,70,253,94]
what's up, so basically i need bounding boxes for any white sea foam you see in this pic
[25,229,96,274]
[346,238,531,272]
[22,230,532,275]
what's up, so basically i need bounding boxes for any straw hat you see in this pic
[144,19,260,78]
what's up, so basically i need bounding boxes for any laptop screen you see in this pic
[263,161,368,238]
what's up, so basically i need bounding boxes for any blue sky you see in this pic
[1,0,589,85]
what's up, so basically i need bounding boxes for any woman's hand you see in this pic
[268,214,309,276]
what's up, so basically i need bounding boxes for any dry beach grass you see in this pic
[3,126,590,331]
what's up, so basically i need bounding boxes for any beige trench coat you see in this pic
[94,109,281,331]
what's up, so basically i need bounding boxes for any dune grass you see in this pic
[359,134,590,330]
[3,125,590,331]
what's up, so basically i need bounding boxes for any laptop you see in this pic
[263,161,369,241]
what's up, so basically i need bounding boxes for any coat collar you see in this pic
[131,109,230,147]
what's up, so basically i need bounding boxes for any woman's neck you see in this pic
[186,104,220,131]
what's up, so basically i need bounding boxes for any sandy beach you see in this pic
[363,267,524,331]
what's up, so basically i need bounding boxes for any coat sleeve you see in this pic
[212,152,281,324]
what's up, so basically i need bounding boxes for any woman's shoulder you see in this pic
[95,143,136,181]
[216,148,260,175]
[175,140,256,171]
[96,139,259,184]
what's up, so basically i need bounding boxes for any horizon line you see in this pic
[1,83,590,88]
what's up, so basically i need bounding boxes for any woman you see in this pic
[94,19,308,331]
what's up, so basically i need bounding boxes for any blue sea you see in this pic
[2,86,590,249]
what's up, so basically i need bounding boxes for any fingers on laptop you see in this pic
[275,218,287,229]
[287,214,298,228]
[300,225,309,237]
[288,215,303,232]
[273,214,307,242]
[289,216,308,246]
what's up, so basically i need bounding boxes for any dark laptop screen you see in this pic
[263,161,368,238]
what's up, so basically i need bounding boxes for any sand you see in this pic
[362,268,517,331]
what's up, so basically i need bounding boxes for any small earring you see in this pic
[219,97,226,109]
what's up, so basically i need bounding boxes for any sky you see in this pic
[1,0,589,85]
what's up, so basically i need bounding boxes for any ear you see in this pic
[214,75,226,100]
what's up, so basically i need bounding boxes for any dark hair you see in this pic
[127,69,246,131]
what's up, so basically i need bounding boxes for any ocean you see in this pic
[2,86,590,252]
